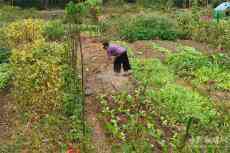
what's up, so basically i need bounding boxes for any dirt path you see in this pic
[0,88,11,145]
[82,36,132,153]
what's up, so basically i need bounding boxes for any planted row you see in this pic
[166,47,230,91]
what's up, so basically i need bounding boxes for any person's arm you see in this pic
[107,46,113,60]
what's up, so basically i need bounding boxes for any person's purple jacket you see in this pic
[107,44,126,57]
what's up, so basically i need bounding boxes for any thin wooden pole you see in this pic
[78,30,86,152]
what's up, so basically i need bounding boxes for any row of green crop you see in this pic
[152,42,230,91]
[166,46,230,91]
[99,42,229,152]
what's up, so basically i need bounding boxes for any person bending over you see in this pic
[103,41,131,75]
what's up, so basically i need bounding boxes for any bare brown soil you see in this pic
[0,88,11,144]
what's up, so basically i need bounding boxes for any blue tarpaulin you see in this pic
[214,2,230,11]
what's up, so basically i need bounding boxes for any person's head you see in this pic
[102,40,109,49]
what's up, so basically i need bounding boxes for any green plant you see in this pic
[0,5,38,27]
[120,15,180,41]
[176,11,198,38]
[151,42,171,54]
[10,40,65,114]
[0,48,11,64]
[3,19,45,48]
[132,58,175,87]
[193,65,230,90]
[0,63,12,89]
[113,140,153,153]
[152,84,216,125]
[43,20,65,41]
[166,47,211,77]
[177,10,230,52]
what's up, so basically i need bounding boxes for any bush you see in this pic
[192,20,230,51]
[177,11,230,52]
[120,15,181,41]
[10,40,66,114]
[43,20,65,41]
[177,11,197,38]
[3,19,45,48]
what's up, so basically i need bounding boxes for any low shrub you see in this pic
[10,40,66,114]
[3,19,45,48]
[43,20,65,41]
[120,15,181,41]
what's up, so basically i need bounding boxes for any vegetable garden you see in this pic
[0,0,229,153]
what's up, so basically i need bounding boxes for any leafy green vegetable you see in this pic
[152,84,216,125]
[132,58,174,87]
[166,47,211,77]
[0,63,12,89]
[193,65,230,90]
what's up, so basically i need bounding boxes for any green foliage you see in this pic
[138,0,174,9]
[177,11,230,52]
[152,84,216,125]
[0,47,11,89]
[193,65,230,90]
[0,48,11,64]
[3,19,45,49]
[10,40,66,114]
[132,58,174,87]
[0,5,38,27]
[177,11,197,38]
[61,64,82,117]
[192,20,230,50]
[121,15,180,41]
[65,0,102,24]
[43,20,65,41]
[112,140,153,153]
[151,42,171,54]
[65,1,78,16]
[0,63,12,89]
[211,53,230,69]
[166,47,211,77]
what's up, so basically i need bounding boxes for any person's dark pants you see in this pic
[114,52,131,73]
